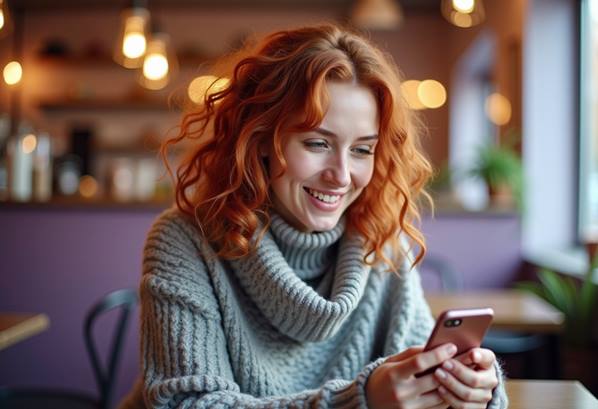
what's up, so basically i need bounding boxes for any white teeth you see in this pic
[307,188,340,204]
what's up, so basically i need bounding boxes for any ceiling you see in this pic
[11,0,441,13]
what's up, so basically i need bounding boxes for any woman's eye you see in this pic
[304,140,329,150]
[352,146,375,156]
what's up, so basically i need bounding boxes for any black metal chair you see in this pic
[419,254,546,378]
[0,288,138,409]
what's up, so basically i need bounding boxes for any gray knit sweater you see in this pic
[119,208,508,408]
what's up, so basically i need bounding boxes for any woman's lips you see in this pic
[304,187,345,211]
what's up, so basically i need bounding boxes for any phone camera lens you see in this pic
[443,319,463,328]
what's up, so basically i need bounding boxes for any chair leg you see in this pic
[522,349,536,378]
[546,334,561,379]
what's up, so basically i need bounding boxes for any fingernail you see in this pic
[446,344,457,354]
[436,368,447,379]
[443,360,454,370]
[473,351,481,362]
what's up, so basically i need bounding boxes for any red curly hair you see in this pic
[163,24,433,270]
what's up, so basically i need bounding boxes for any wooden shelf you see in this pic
[95,146,160,156]
[34,53,207,113]
[37,98,180,112]
[0,197,172,211]
[36,54,119,68]
[35,53,214,69]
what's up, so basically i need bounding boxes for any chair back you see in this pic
[420,254,462,292]
[84,288,138,409]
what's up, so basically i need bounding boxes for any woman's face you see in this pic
[268,81,379,232]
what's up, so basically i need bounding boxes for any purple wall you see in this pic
[0,206,521,406]
[0,206,160,404]
[422,213,522,290]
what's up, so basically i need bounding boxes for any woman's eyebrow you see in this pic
[314,127,379,141]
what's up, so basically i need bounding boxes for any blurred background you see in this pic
[0,0,597,405]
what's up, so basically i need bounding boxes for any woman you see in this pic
[120,24,508,409]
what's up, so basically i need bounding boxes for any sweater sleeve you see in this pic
[138,212,384,409]
[487,360,509,409]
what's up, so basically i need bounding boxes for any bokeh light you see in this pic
[22,134,37,154]
[485,93,512,126]
[418,79,447,109]
[188,75,230,104]
[3,61,22,85]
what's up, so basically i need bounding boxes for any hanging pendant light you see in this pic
[351,0,404,30]
[441,0,485,28]
[0,0,12,37]
[114,0,150,68]
[138,29,177,90]
[3,60,22,85]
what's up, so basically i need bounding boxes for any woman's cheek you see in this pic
[354,160,376,189]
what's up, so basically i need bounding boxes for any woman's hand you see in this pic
[433,347,498,409]
[365,343,457,409]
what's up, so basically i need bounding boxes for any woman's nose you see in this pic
[322,155,351,187]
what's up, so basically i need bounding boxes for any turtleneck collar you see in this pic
[268,212,345,280]
[228,213,372,343]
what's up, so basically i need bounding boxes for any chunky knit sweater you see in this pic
[119,208,508,408]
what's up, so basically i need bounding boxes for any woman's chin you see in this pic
[304,216,340,233]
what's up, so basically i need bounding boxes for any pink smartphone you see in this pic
[416,307,494,376]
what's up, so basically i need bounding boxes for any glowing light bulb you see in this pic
[22,134,37,154]
[452,0,475,14]
[115,9,149,67]
[3,61,22,85]
[138,32,176,90]
[143,53,169,81]
[417,79,447,109]
[0,9,5,30]
[123,32,146,59]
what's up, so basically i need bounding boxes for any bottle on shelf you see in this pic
[7,125,35,202]
[32,132,53,201]
[0,114,8,200]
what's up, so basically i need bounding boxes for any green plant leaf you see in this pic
[513,281,545,299]
[580,277,597,323]
[517,266,597,347]
[561,276,578,311]
[538,269,574,318]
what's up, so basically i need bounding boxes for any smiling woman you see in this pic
[268,81,379,232]
[119,24,508,409]
[166,25,432,269]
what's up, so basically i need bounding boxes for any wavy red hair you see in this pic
[163,24,433,270]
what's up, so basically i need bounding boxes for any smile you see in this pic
[304,187,342,204]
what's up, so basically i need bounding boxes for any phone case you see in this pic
[424,307,494,353]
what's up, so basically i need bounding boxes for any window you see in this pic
[580,0,598,241]
[449,31,496,211]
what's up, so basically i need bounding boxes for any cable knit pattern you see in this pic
[118,208,508,409]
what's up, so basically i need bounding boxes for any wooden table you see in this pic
[506,379,598,409]
[0,313,50,350]
[426,290,564,333]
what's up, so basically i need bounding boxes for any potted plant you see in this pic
[516,243,598,392]
[469,131,523,210]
